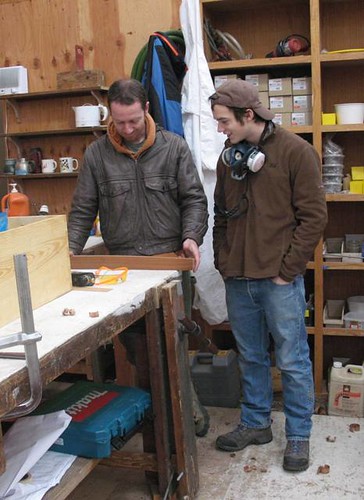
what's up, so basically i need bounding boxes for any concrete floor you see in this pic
[68,407,364,499]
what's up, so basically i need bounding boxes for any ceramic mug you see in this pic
[41,159,57,174]
[59,157,79,173]
[3,158,17,174]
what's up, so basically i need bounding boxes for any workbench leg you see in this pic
[162,282,199,498]
[143,308,175,497]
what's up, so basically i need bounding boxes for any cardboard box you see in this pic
[291,112,313,126]
[214,74,238,89]
[0,215,71,328]
[293,95,313,111]
[269,95,293,113]
[258,91,269,108]
[272,112,292,127]
[292,77,312,95]
[245,73,269,91]
[268,77,292,96]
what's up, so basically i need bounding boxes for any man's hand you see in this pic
[182,238,200,272]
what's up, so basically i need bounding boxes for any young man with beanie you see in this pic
[209,79,327,471]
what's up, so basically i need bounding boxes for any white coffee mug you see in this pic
[60,157,79,173]
[41,159,57,173]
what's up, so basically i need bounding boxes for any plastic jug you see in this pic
[328,362,364,417]
[1,183,30,216]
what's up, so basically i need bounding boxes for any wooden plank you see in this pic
[162,282,199,498]
[0,215,71,328]
[71,255,194,271]
[101,451,159,472]
[42,457,99,500]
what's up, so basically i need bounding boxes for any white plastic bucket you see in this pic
[335,103,364,125]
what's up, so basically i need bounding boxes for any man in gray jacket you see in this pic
[68,79,209,434]
[68,79,208,268]
[210,79,327,471]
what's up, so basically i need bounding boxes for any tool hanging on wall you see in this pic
[265,34,310,58]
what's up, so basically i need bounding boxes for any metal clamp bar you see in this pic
[1,254,43,419]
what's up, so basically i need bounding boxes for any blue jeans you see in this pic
[225,276,314,440]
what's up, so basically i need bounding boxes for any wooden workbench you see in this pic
[0,263,199,498]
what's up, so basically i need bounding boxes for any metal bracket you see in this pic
[6,99,21,123]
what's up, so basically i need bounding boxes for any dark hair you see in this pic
[107,79,147,108]
[231,107,265,124]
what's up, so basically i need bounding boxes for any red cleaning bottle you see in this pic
[1,183,30,216]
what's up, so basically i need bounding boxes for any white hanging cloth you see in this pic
[180,0,228,325]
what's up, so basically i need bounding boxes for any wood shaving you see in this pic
[349,423,360,432]
[243,464,257,472]
[317,464,330,474]
[326,435,336,442]
[62,308,75,316]
[89,311,100,318]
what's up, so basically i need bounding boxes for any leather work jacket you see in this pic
[68,114,208,255]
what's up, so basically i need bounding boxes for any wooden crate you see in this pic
[0,215,71,328]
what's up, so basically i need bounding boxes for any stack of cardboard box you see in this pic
[213,74,313,127]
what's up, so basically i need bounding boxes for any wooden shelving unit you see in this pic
[201,0,364,393]
[0,86,108,214]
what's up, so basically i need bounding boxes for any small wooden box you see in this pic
[0,216,72,328]
[57,69,105,90]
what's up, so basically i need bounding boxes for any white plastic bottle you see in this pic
[328,362,364,417]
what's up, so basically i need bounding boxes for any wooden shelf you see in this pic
[0,172,78,179]
[326,194,364,202]
[0,126,107,138]
[208,55,312,72]
[0,86,108,101]
[323,327,364,337]
[322,262,364,271]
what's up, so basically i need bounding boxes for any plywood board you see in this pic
[0,215,71,328]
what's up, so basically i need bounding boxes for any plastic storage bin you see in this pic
[322,182,342,194]
[343,312,364,329]
[347,296,364,313]
[322,164,344,175]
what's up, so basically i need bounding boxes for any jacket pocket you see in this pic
[144,178,180,238]
[99,181,135,244]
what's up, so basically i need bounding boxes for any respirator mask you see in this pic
[222,141,265,180]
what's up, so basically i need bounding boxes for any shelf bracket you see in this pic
[7,136,22,158]
[6,98,21,123]
[90,90,105,106]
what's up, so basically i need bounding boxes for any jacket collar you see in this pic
[107,113,156,158]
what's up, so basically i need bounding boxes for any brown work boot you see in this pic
[283,439,310,472]
[216,423,272,452]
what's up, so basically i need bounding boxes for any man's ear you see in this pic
[245,108,255,121]
[145,101,150,114]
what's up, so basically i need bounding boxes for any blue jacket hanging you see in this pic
[142,31,187,137]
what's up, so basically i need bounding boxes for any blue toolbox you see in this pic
[33,381,151,458]
[189,350,241,408]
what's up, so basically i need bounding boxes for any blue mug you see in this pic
[3,158,16,174]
